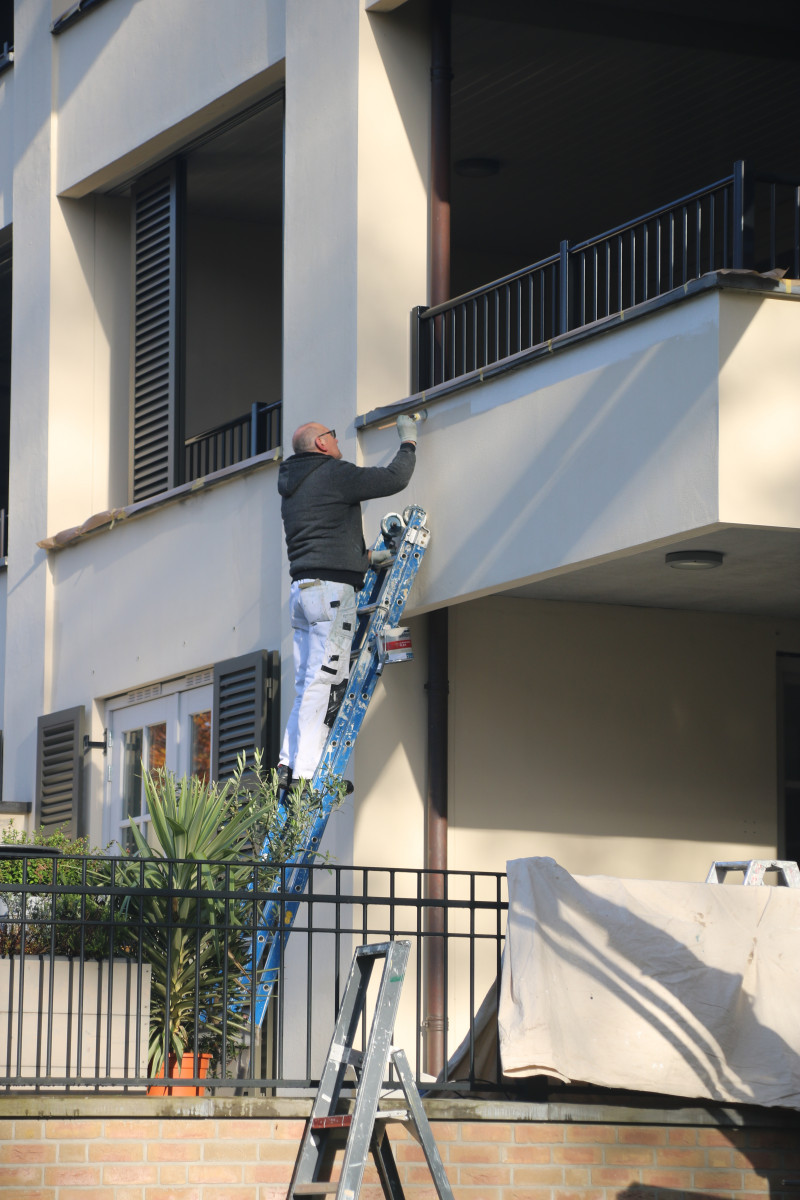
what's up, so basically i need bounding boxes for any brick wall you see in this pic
[0,1116,798,1200]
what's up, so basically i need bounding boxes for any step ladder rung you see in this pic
[292,1183,340,1195]
[311,1115,351,1131]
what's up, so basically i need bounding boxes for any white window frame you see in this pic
[104,670,213,849]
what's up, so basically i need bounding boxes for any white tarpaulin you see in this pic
[499,857,800,1109]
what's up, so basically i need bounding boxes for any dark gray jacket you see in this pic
[278,444,416,587]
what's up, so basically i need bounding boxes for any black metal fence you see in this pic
[0,854,507,1095]
[413,160,800,391]
[184,400,282,483]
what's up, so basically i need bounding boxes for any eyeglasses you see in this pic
[319,428,336,440]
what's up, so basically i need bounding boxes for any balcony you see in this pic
[183,400,281,484]
[412,162,800,393]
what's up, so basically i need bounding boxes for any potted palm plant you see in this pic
[122,751,331,1094]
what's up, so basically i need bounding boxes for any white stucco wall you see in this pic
[0,67,13,228]
[4,0,54,808]
[55,0,286,195]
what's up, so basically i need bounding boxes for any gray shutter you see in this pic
[36,707,85,837]
[212,651,279,781]
[130,164,183,502]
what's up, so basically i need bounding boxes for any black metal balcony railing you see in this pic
[184,400,281,484]
[413,160,800,391]
[0,855,507,1095]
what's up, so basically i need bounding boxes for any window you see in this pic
[107,684,212,850]
[37,652,278,846]
[103,650,279,848]
[130,95,283,502]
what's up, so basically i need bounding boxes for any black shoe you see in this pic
[276,764,293,792]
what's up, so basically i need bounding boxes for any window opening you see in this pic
[129,95,283,502]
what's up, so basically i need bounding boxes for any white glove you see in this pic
[369,549,393,570]
[396,413,417,444]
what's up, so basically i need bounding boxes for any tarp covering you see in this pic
[499,857,800,1109]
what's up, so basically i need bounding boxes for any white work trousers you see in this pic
[279,579,357,779]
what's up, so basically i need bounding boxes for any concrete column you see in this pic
[3,0,54,810]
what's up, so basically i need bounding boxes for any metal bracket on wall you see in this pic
[83,729,110,756]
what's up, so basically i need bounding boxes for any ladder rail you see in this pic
[705,859,800,887]
[247,507,431,1027]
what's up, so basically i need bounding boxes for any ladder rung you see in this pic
[292,1184,340,1195]
[311,1115,351,1130]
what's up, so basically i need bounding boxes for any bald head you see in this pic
[292,423,342,459]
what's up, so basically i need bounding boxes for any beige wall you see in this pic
[446,595,800,883]
[719,291,800,528]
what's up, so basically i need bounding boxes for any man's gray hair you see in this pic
[292,423,324,453]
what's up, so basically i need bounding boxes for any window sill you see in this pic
[38,448,283,554]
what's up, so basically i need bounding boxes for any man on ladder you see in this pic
[277,413,422,793]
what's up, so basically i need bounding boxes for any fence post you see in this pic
[732,160,755,270]
[559,240,570,334]
[410,305,429,393]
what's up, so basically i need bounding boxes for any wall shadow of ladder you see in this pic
[288,940,454,1200]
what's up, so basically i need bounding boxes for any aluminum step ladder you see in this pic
[705,859,800,886]
[248,505,431,1028]
[288,940,454,1200]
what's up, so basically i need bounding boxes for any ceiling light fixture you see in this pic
[665,550,724,570]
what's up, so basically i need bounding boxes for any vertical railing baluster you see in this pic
[643,220,649,300]
[504,283,511,359]
[471,298,478,372]
[460,303,467,377]
[516,278,522,354]
[617,234,623,311]
[709,193,715,272]
[770,182,777,269]
[527,274,534,349]
[630,228,636,306]
[559,240,570,334]
[682,204,688,283]
[795,186,800,279]
[695,199,702,279]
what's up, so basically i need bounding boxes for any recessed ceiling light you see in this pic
[454,158,501,178]
[665,550,724,570]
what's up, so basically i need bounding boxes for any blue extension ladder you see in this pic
[248,504,431,1029]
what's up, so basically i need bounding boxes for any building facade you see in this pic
[0,0,798,913]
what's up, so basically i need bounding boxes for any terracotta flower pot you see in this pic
[148,1051,212,1096]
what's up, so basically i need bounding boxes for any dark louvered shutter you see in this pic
[130,164,183,502]
[36,707,85,837]
[212,651,279,781]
